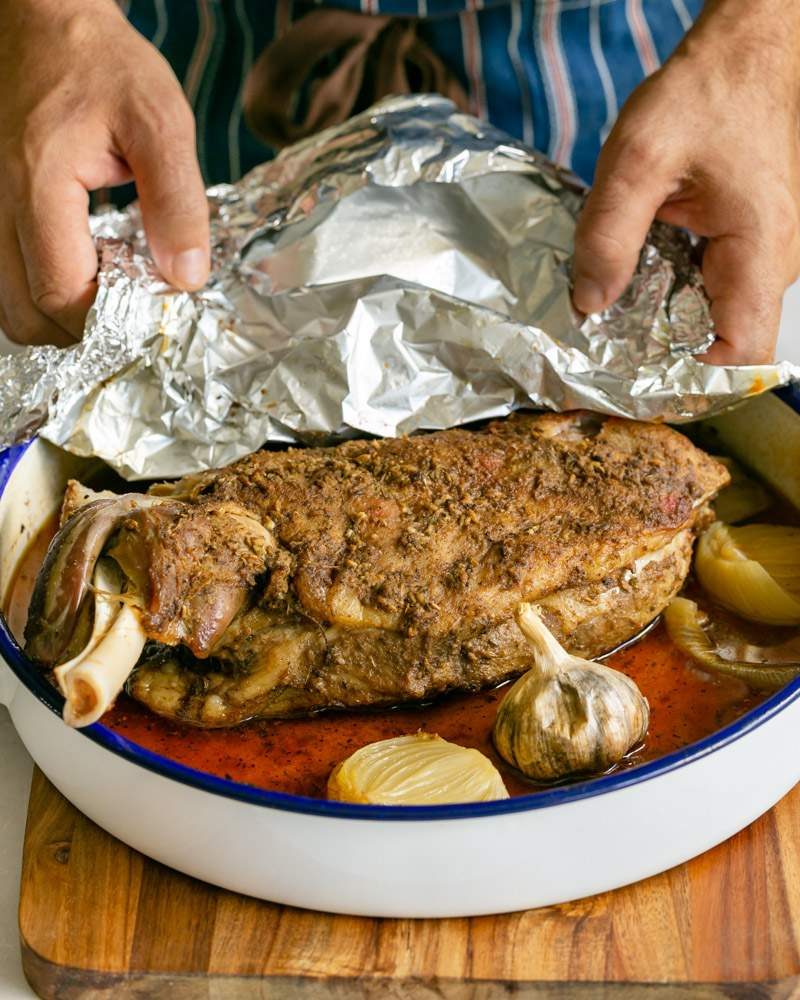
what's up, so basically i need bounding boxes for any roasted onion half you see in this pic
[711,458,771,525]
[327,733,509,805]
[663,597,800,690]
[695,522,800,626]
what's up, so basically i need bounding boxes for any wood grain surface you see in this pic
[18,768,800,999]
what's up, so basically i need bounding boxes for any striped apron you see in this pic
[118,0,701,189]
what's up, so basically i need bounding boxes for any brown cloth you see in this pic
[243,10,470,149]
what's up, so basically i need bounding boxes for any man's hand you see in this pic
[572,0,800,364]
[0,0,210,346]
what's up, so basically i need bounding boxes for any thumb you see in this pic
[698,233,781,365]
[120,99,210,290]
[572,140,675,315]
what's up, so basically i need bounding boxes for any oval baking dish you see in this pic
[2,392,800,917]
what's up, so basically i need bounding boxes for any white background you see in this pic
[1,296,799,998]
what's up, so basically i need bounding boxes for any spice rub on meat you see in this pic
[26,412,728,727]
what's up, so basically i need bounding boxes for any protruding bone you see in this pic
[49,557,147,728]
[53,559,122,692]
[25,493,165,665]
[61,602,147,727]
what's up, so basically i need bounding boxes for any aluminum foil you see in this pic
[1,94,797,479]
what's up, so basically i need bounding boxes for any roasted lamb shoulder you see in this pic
[25,412,728,727]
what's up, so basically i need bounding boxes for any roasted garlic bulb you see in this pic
[695,522,800,626]
[664,597,800,689]
[327,733,509,805]
[493,603,649,782]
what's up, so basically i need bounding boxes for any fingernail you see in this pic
[171,247,209,289]
[572,277,606,316]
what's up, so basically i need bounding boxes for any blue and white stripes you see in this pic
[588,0,618,146]
[535,0,577,168]
[121,0,702,189]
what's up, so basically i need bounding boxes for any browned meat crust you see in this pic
[130,528,695,724]
[110,411,726,726]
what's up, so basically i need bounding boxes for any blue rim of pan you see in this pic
[2,391,800,821]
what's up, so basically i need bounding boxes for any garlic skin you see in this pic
[327,733,509,805]
[493,604,649,782]
[695,522,800,626]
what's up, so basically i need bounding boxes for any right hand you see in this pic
[572,0,800,365]
[0,0,210,346]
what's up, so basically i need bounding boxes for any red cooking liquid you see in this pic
[5,517,770,799]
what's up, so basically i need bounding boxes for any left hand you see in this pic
[571,0,800,364]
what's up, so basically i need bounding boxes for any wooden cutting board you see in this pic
[18,767,800,999]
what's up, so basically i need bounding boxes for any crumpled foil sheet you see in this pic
[1,94,797,479]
